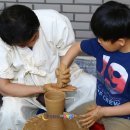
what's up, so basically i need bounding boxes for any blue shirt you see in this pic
[81,38,130,120]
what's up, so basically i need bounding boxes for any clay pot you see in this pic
[44,90,65,130]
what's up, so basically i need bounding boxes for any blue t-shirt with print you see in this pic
[80,38,130,120]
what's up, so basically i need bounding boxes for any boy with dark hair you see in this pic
[0,5,96,130]
[57,1,130,130]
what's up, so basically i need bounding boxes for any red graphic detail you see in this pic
[108,65,125,93]
[90,122,105,130]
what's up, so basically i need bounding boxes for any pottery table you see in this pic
[23,113,89,130]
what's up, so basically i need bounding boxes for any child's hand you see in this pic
[78,106,104,128]
[55,63,71,88]
[43,83,77,93]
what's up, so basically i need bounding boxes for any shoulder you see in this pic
[33,9,69,26]
[33,9,63,20]
[0,38,13,52]
[34,9,71,32]
[81,38,98,46]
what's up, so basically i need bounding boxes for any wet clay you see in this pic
[23,113,89,130]
[56,63,68,88]
[23,90,89,130]
[44,90,65,130]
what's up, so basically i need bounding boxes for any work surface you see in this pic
[23,113,88,130]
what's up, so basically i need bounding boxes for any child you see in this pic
[57,1,130,130]
[0,5,96,130]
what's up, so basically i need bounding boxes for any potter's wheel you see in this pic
[23,113,88,130]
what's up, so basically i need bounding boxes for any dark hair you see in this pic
[0,5,40,46]
[90,1,130,42]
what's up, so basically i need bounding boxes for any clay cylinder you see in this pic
[44,90,65,130]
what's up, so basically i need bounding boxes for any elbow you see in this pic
[0,91,7,96]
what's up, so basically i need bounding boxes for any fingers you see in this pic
[55,68,59,76]
[60,85,77,92]
[80,120,95,128]
[57,70,70,80]
[45,83,77,92]
[79,110,94,118]
[79,114,93,123]
[87,121,95,128]
[57,74,70,88]
[61,79,70,84]
[79,114,96,128]
[77,106,103,129]
[55,63,71,88]
[62,68,70,75]
[56,67,70,75]
[57,81,64,88]
[61,73,71,79]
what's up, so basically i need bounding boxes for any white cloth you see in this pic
[0,9,96,130]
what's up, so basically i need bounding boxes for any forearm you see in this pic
[61,42,82,67]
[0,83,43,97]
[101,102,130,117]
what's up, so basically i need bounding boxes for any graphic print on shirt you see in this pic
[97,83,121,106]
[100,55,128,95]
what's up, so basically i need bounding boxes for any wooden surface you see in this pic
[23,113,89,130]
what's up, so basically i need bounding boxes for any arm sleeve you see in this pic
[0,40,14,79]
[80,38,101,58]
[34,9,75,56]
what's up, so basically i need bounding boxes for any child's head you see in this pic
[0,5,40,46]
[90,1,130,42]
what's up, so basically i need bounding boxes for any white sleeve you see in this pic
[34,9,75,56]
[0,40,14,79]
[53,13,75,56]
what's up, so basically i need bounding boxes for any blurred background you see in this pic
[0,0,129,40]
